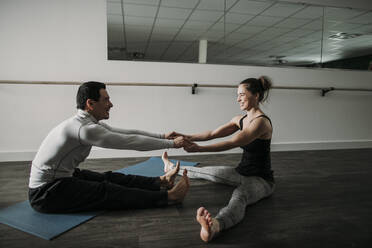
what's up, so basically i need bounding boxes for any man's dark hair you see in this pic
[76,81,106,110]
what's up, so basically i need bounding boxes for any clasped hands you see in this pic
[165,131,199,152]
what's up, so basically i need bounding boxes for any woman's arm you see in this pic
[168,116,241,141]
[184,117,267,152]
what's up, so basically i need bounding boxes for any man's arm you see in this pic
[80,123,176,151]
[99,122,165,139]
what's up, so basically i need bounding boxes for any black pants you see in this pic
[29,169,168,213]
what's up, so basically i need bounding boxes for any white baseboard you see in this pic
[1,140,371,162]
[271,140,372,151]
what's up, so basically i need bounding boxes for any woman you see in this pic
[167,76,275,242]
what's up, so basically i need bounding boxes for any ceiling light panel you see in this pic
[326,22,366,33]
[189,10,224,22]
[210,22,241,32]
[125,24,153,33]
[107,27,124,44]
[163,42,193,57]
[107,15,123,25]
[348,11,372,24]
[292,6,323,19]
[197,0,238,11]
[223,12,255,24]
[235,25,266,34]
[125,32,151,43]
[229,1,275,15]
[158,6,192,19]
[161,0,199,9]
[261,2,306,17]
[151,27,179,37]
[275,17,313,28]
[123,4,158,18]
[126,43,146,52]
[301,19,323,30]
[263,27,293,36]
[286,28,316,38]
[125,16,154,26]
[199,31,225,40]
[146,42,170,55]
[183,20,214,30]
[324,7,365,21]
[155,18,185,28]
[249,15,284,26]
[107,2,122,15]
[177,28,205,39]
[122,0,159,6]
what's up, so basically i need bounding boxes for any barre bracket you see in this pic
[192,83,198,94]
[321,87,335,96]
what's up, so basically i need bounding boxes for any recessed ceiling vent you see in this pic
[269,55,288,64]
[329,32,362,40]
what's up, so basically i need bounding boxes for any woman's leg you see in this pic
[196,177,274,242]
[179,165,241,186]
[162,151,240,186]
[215,176,274,230]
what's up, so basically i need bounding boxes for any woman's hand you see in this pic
[183,140,201,152]
[165,131,186,140]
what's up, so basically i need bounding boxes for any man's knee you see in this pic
[73,168,107,182]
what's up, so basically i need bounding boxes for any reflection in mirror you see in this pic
[107,0,372,71]
[321,6,372,70]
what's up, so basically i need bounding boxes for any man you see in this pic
[28,81,189,213]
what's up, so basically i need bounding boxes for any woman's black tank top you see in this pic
[235,114,274,182]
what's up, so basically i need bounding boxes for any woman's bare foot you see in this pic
[167,169,189,203]
[160,161,180,189]
[196,207,219,242]
[162,151,175,172]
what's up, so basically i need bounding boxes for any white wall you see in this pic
[0,0,372,162]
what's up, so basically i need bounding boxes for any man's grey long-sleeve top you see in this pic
[29,110,174,188]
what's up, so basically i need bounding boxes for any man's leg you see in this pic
[73,169,161,191]
[29,170,189,213]
[29,177,168,213]
[73,161,180,191]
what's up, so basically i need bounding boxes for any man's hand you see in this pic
[173,136,186,148]
[165,131,187,140]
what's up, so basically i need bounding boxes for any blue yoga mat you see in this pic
[115,156,198,176]
[0,201,101,240]
[0,156,198,240]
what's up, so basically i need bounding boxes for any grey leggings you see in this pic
[180,165,274,230]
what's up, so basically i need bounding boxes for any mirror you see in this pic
[107,0,372,71]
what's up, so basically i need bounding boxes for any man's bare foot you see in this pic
[160,161,180,189]
[162,151,175,172]
[196,207,219,242]
[167,169,189,203]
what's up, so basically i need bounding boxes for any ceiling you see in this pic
[107,0,372,67]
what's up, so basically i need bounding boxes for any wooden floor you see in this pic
[1,149,372,248]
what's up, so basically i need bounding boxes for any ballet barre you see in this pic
[1,80,372,96]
